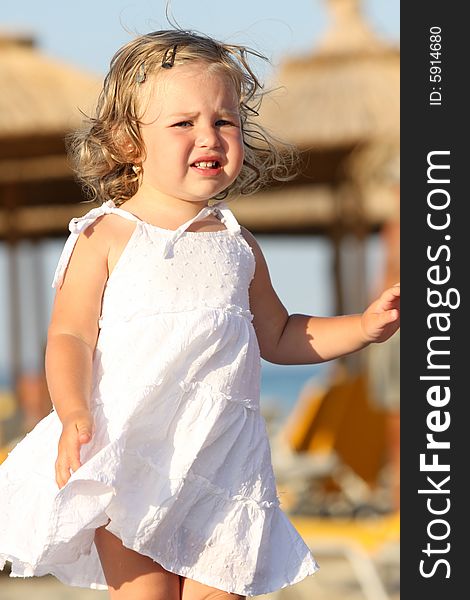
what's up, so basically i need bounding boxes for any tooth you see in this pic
[194,161,219,168]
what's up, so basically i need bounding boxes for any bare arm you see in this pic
[46,223,109,419]
[45,217,113,487]
[243,228,400,365]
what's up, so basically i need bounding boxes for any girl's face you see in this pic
[137,62,244,205]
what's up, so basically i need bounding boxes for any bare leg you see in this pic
[181,577,245,600]
[94,524,181,600]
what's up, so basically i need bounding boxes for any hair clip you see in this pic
[161,44,178,69]
[136,64,146,84]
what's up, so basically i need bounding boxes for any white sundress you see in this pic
[0,199,319,596]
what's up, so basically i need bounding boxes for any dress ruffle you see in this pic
[0,405,318,595]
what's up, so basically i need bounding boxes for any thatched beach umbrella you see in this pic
[0,30,100,385]
[236,0,399,316]
[260,0,399,150]
[0,30,100,237]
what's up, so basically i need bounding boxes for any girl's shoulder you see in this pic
[67,200,139,246]
[52,211,137,290]
[70,211,137,260]
[76,213,138,280]
[78,209,135,234]
[240,226,264,265]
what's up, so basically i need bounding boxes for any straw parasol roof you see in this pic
[0,30,101,240]
[233,0,400,239]
[259,0,399,150]
[0,30,99,139]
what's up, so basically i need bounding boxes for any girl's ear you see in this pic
[124,141,137,158]
[112,127,141,163]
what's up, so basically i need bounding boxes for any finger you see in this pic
[55,460,71,489]
[384,285,401,299]
[55,465,62,489]
[378,287,400,308]
[69,433,84,471]
[69,454,82,473]
[379,308,400,327]
[76,419,93,444]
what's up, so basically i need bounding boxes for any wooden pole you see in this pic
[3,184,21,388]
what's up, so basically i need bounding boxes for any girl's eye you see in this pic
[216,119,236,127]
[173,121,192,127]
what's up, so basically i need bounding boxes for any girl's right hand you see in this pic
[55,410,93,489]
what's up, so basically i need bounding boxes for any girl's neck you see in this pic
[125,186,211,229]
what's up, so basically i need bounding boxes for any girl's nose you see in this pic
[195,126,221,148]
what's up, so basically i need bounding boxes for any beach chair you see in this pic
[271,366,389,516]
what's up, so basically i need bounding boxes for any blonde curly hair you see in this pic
[67,29,298,205]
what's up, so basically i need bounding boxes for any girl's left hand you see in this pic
[361,283,400,344]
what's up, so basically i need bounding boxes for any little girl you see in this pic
[0,29,400,599]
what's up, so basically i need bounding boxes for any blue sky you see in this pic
[1,0,399,77]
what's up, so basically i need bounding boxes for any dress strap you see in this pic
[212,201,241,235]
[51,200,139,289]
[161,201,241,259]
